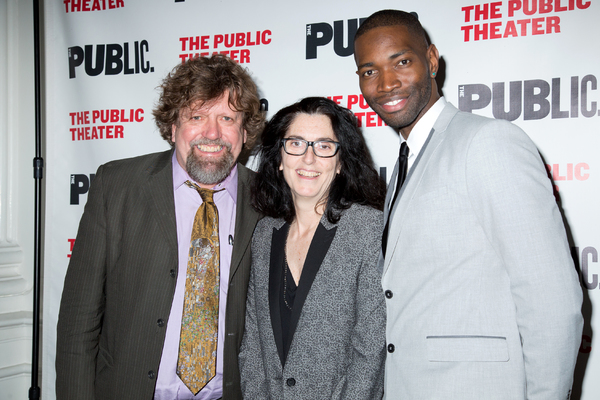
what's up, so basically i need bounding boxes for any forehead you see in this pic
[181,93,239,117]
[355,25,424,63]
[286,113,336,139]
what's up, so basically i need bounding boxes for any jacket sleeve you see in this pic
[340,210,386,400]
[55,164,108,400]
[466,120,583,400]
[238,236,269,399]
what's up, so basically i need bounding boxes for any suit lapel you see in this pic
[288,222,337,344]
[383,103,459,276]
[382,159,400,224]
[269,218,337,366]
[230,164,261,284]
[142,150,178,253]
[269,223,288,366]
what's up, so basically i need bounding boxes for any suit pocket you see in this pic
[426,335,509,362]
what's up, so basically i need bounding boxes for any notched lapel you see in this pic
[230,165,261,283]
[283,221,336,366]
[383,159,400,223]
[383,104,460,276]
[289,223,337,338]
[143,152,177,253]
[269,219,337,367]
[269,224,288,366]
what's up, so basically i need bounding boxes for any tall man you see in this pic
[354,10,583,400]
[56,55,264,400]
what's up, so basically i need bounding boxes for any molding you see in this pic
[0,311,32,329]
[0,0,32,299]
[0,312,32,382]
[0,245,29,297]
[0,364,31,381]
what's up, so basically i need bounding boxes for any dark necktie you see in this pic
[382,141,409,258]
[177,181,223,394]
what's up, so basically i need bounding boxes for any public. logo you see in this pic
[458,75,598,120]
[68,40,153,79]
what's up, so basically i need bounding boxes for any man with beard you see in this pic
[353,10,583,400]
[56,55,265,400]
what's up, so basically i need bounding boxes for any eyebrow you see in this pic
[285,135,336,142]
[356,49,411,71]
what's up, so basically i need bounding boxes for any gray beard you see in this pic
[185,145,235,186]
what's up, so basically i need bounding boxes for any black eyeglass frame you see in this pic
[280,138,341,158]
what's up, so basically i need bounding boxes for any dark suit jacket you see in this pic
[56,149,260,400]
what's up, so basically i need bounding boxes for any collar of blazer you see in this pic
[230,163,262,282]
[142,149,178,254]
[382,103,460,276]
[268,213,337,367]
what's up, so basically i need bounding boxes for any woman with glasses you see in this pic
[239,97,386,399]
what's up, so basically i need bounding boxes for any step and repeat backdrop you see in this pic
[43,0,598,398]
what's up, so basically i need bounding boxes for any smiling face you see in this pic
[354,25,439,138]
[280,113,341,210]
[171,91,246,188]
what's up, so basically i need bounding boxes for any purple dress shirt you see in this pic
[154,153,237,400]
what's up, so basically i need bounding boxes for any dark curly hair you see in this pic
[152,54,265,149]
[252,97,386,224]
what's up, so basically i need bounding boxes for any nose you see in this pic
[379,69,401,92]
[302,144,317,164]
[203,117,222,140]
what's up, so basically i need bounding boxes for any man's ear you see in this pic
[171,124,177,143]
[427,44,439,77]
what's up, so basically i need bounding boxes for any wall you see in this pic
[0,0,36,398]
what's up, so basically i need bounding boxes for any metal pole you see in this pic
[29,0,43,398]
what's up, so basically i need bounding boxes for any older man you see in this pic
[354,9,583,400]
[56,55,264,400]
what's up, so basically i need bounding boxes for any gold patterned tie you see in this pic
[177,181,222,394]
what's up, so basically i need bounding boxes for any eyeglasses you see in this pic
[281,138,340,158]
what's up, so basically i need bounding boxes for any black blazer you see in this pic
[56,150,260,400]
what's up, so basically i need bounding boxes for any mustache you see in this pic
[190,138,232,151]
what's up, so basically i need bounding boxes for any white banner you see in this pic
[43,0,599,398]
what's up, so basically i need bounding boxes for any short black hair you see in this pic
[355,9,429,50]
[252,97,386,224]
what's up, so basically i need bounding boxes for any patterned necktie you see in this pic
[382,141,409,258]
[177,181,223,394]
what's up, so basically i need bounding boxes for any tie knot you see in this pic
[400,141,410,158]
[185,181,221,203]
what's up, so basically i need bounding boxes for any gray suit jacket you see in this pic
[56,149,260,400]
[382,102,583,400]
[239,204,386,399]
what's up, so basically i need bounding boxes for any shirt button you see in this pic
[385,290,393,299]
[148,370,155,380]
[169,269,176,278]
[286,378,296,387]
[387,343,395,353]
[157,319,165,327]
